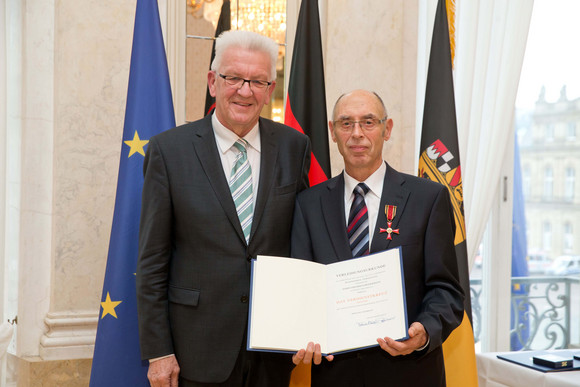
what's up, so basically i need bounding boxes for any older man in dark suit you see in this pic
[136,30,310,387]
[291,89,464,386]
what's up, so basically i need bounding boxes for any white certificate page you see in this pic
[325,249,408,353]
[248,248,408,355]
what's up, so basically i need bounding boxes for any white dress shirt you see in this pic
[343,162,387,247]
[212,113,261,218]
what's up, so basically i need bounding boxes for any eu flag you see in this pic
[511,137,529,350]
[90,0,175,385]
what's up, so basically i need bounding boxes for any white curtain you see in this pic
[0,323,13,359]
[454,0,534,268]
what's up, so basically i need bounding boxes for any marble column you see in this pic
[322,0,418,176]
[12,0,134,385]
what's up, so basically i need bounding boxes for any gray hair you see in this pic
[332,90,388,121]
[210,30,278,81]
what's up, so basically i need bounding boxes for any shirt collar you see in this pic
[344,162,386,199]
[212,113,261,154]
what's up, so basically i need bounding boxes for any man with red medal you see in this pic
[290,90,464,387]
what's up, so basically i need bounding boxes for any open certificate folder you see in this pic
[248,248,409,355]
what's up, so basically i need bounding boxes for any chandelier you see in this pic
[187,0,286,44]
[186,0,213,15]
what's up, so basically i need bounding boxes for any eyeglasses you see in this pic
[334,117,388,132]
[219,74,272,90]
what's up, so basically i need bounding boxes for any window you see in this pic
[545,124,554,141]
[471,0,580,354]
[564,222,573,252]
[523,165,531,199]
[543,166,553,199]
[526,220,530,248]
[565,167,575,200]
[542,221,552,251]
[567,122,576,140]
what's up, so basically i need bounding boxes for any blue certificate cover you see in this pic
[498,351,580,372]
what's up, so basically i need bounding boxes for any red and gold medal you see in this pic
[379,205,399,240]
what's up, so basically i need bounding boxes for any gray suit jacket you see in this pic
[291,163,464,386]
[136,115,310,383]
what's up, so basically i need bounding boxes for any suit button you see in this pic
[240,295,249,303]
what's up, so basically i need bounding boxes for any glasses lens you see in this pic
[251,80,269,89]
[221,76,239,87]
[363,119,378,129]
[339,121,352,130]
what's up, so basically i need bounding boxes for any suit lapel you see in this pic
[192,116,246,244]
[322,175,353,261]
[371,163,410,253]
[250,118,278,243]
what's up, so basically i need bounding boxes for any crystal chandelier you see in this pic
[187,0,286,44]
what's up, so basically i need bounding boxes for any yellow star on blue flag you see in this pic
[100,292,122,319]
[124,130,149,157]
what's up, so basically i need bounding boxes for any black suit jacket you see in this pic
[291,163,464,386]
[136,115,310,383]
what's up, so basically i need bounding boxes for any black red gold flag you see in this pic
[288,2,328,385]
[418,0,478,386]
[284,0,330,186]
[204,0,231,115]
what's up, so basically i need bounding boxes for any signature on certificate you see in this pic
[357,316,394,327]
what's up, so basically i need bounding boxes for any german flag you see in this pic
[287,1,328,385]
[284,0,330,186]
[418,0,478,386]
[204,0,231,115]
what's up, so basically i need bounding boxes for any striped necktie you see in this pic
[347,183,370,257]
[229,139,253,243]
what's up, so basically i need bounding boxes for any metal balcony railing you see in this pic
[470,276,580,350]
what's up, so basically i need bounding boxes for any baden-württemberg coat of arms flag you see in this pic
[90,0,175,385]
[418,0,478,386]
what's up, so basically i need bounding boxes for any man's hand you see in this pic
[292,342,334,365]
[377,322,428,356]
[148,355,180,387]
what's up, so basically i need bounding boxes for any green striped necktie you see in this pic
[229,139,253,243]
